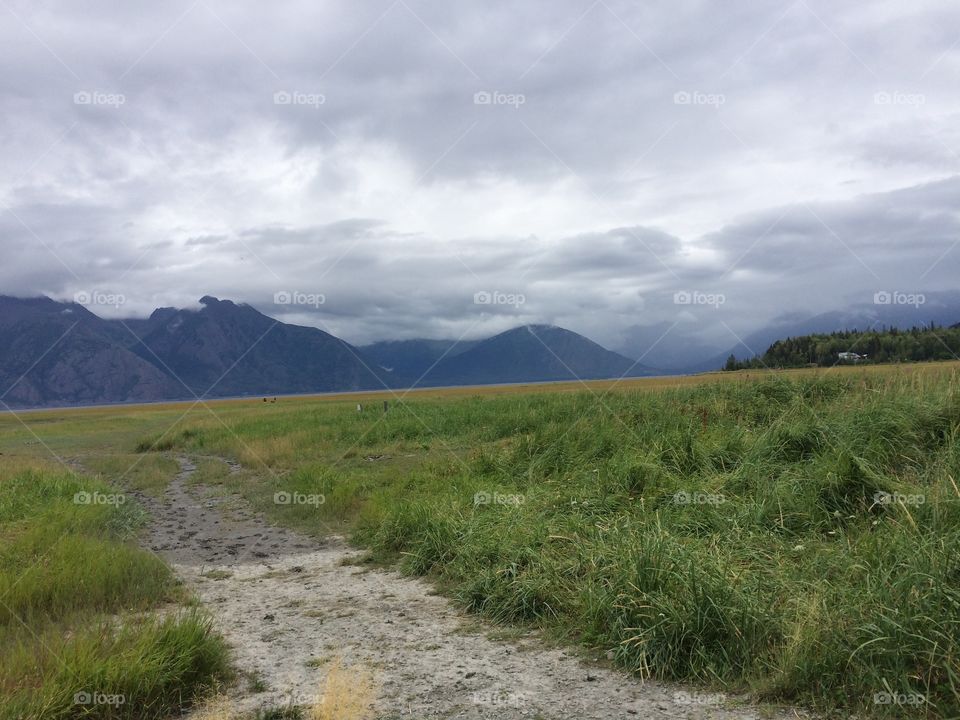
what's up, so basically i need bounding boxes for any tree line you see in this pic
[724,323,960,370]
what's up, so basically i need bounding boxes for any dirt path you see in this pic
[132,456,794,719]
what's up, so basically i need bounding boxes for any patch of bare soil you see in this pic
[131,457,798,720]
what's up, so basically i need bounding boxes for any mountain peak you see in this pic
[149,307,178,322]
[417,323,652,386]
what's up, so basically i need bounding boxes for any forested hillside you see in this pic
[724,323,960,370]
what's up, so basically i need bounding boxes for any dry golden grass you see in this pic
[185,660,377,720]
[189,694,234,720]
[308,657,377,720]
[0,455,55,476]
[187,669,378,720]
[237,434,304,468]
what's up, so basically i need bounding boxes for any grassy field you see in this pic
[0,455,229,719]
[3,361,960,717]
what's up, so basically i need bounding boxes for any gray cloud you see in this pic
[2,0,960,353]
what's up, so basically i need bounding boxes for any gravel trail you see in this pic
[132,456,797,720]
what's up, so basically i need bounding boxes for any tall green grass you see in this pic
[144,369,960,717]
[0,460,229,719]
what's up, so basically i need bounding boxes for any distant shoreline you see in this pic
[6,359,959,414]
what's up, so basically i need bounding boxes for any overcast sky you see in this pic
[2,0,959,351]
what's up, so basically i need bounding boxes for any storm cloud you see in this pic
[2,0,959,353]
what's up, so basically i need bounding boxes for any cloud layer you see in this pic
[2,0,959,352]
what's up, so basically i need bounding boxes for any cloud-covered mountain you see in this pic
[0,297,656,408]
[0,295,392,407]
[614,321,727,373]
[127,296,388,398]
[0,296,184,407]
[616,293,960,372]
[4,291,955,408]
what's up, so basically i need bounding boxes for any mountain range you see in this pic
[3,293,956,409]
[0,296,653,408]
